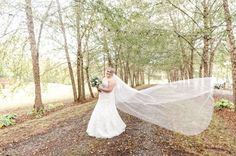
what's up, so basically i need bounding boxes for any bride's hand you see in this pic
[97,86,102,92]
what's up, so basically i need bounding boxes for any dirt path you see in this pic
[0,103,194,156]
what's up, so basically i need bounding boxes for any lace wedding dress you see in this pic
[86,78,126,138]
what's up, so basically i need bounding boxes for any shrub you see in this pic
[31,108,45,118]
[0,114,17,128]
[215,99,234,110]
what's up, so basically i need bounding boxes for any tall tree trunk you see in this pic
[114,45,121,74]
[179,38,189,79]
[103,53,106,76]
[85,67,94,98]
[202,0,210,77]
[136,68,141,86]
[147,69,151,84]
[180,65,184,80]
[223,0,236,111]
[124,61,129,84]
[189,39,194,79]
[75,0,85,101]
[81,56,85,99]
[188,9,198,79]
[208,52,215,77]
[75,0,81,100]
[118,64,122,79]
[25,0,43,112]
[114,50,118,74]
[118,51,124,80]
[103,31,113,67]
[128,65,134,87]
[170,13,189,79]
[199,58,203,78]
[209,37,222,76]
[37,1,53,50]
[83,27,94,98]
[56,0,77,102]
[140,69,145,85]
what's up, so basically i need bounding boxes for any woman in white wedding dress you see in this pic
[87,67,214,138]
[86,67,126,138]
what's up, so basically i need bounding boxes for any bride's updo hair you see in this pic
[106,67,115,75]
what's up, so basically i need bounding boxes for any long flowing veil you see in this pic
[113,74,214,136]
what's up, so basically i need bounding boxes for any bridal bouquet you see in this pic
[91,76,102,87]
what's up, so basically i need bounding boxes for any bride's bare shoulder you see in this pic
[108,78,116,84]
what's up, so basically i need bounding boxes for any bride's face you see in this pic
[105,69,112,78]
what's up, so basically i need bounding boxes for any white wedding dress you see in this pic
[86,78,126,138]
[86,74,214,138]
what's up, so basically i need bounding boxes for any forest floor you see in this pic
[0,89,236,156]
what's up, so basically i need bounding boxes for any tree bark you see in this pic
[75,0,85,101]
[85,66,94,98]
[25,0,43,112]
[140,69,145,85]
[199,58,203,78]
[169,13,189,80]
[37,1,53,50]
[56,0,77,102]
[124,61,129,84]
[128,65,134,87]
[189,39,194,79]
[209,37,222,76]
[202,0,210,77]
[114,45,121,74]
[103,31,113,67]
[83,25,94,98]
[223,0,236,111]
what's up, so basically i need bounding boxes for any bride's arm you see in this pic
[98,80,115,92]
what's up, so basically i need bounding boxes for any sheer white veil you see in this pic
[112,74,214,136]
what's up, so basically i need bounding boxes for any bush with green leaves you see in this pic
[30,107,45,118]
[215,99,234,109]
[0,114,17,128]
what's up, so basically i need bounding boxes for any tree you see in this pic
[223,0,236,111]
[75,0,86,101]
[24,0,43,112]
[202,0,210,77]
[56,0,77,102]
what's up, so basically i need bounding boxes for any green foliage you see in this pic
[0,114,17,128]
[31,107,45,118]
[215,99,234,110]
[0,0,233,87]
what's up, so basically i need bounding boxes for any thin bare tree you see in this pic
[56,0,77,101]
[24,0,43,112]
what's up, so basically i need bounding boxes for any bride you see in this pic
[86,67,214,138]
[86,67,126,138]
